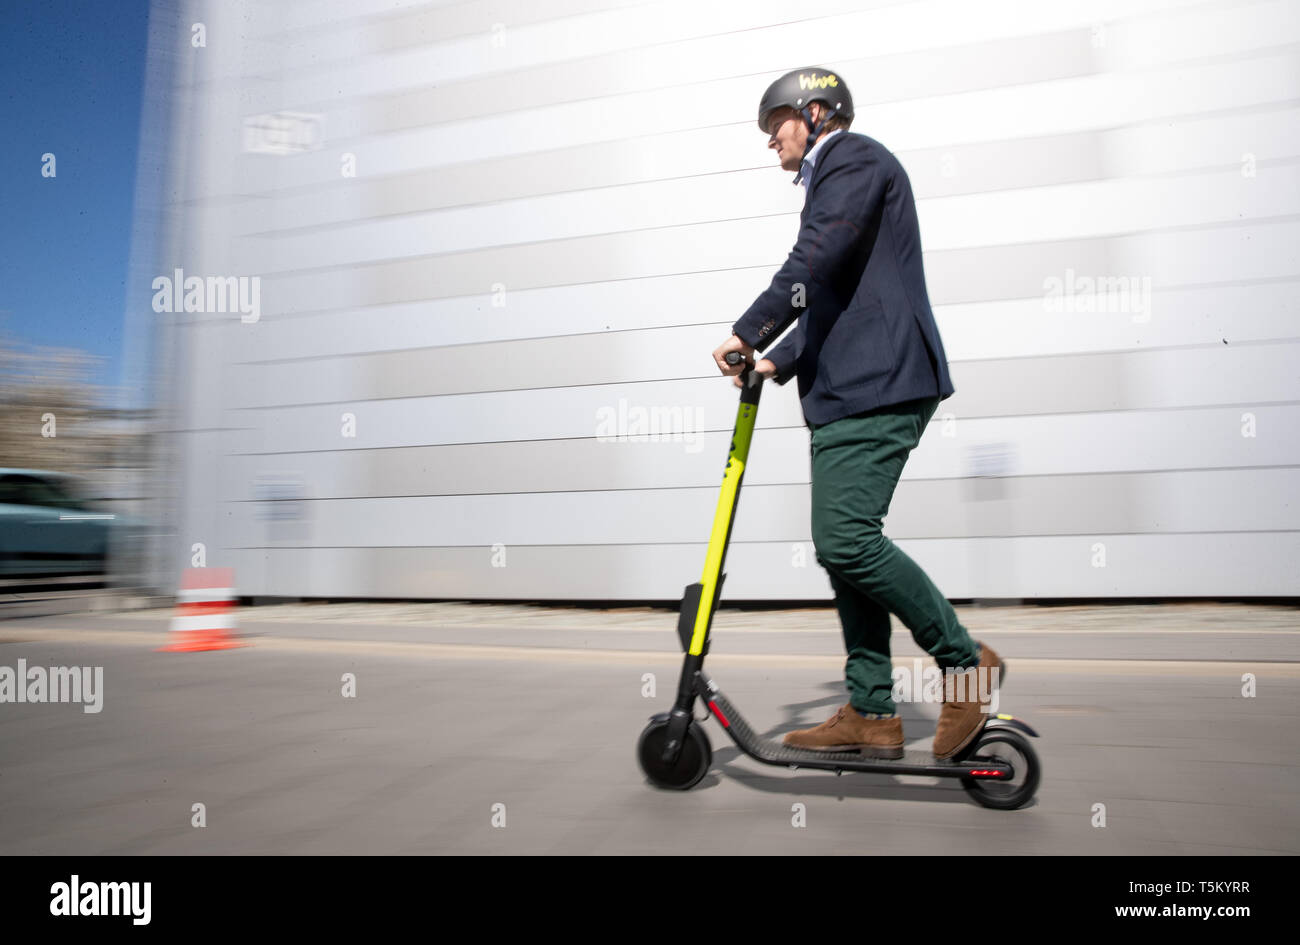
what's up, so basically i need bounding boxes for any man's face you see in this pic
[766,104,821,172]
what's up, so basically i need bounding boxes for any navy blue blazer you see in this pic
[732,131,955,426]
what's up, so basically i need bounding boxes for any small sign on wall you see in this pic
[252,474,307,524]
[242,111,323,155]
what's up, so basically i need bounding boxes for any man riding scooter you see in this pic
[711,67,1002,760]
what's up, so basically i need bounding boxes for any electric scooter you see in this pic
[637,352,1042,809]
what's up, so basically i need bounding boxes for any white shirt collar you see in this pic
[800,128,844,191]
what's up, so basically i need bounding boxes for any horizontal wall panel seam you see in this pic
[223,534,1300,599]
[231,162,1300,275]
[229,532,1300,549]
[231,0,1283,119]
[219,340,1300,408]
[224,470,1300,539]
[210,45,1300,194]
[242,212,1300,318]
[213,278,1300,364]
[225,464,1300,494]
[212,102,1300,222]
[230,330,1300,372]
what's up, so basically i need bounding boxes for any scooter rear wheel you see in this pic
[960,728,1040,810]
[637,719,712,790]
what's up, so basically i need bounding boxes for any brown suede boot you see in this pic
[933,641,1004,760]
[783,704,904,758]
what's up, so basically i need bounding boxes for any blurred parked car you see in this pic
[0,468,138,577]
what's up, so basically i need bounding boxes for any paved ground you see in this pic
[0,601,1296,854]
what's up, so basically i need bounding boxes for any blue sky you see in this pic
[0,1,151,404]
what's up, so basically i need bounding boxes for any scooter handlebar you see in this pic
[724,349,766,394]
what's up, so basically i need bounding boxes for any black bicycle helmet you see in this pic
[757,67,854,184]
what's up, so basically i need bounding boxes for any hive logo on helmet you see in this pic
[799,72,839,90]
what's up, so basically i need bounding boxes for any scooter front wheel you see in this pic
[960,728,1040,810]
[637,718,712,790]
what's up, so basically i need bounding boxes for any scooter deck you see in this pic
[701,688,1011,779]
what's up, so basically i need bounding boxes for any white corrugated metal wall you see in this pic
[152,0,1300,599]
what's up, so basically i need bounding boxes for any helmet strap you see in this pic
[792,104,836,185]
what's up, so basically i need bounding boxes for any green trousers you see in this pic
[809,395,978,715]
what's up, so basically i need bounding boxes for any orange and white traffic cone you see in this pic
[158,566,248,652]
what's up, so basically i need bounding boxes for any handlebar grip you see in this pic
[725,351,745,366]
